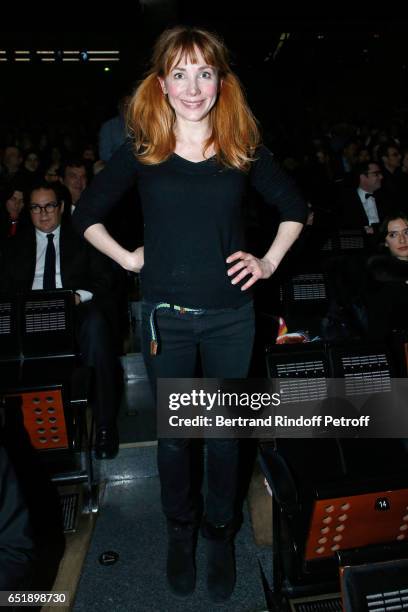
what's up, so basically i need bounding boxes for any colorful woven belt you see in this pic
[148,302,204,355]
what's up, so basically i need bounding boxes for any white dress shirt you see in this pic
[32,224,93,302]
[357,187,380,225]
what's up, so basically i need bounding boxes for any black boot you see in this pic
[202,520,236,602]
[166,520,197,597]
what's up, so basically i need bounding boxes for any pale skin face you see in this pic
[29,188,64,234]
[385,218,408,261]
[158,49,219,130]
[5,190,24,220]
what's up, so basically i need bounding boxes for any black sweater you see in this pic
[73,140,307,309]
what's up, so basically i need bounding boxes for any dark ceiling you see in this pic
[1,14,408,143]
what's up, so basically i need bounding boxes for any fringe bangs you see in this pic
[126,27,261,170]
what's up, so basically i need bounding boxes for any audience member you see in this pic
[60,160,88,211]
[365,213,408,340]
[21,150,42,188]
[332,138,358,185]
[356,146,370,164]
[0,146,23,186]
[0,181,120,459]
[336,160,387,236]
[44,162,60,184]
[98,95,130,162]
[0,179,29,240]
[81,145,97,181]
[81,144,97,164]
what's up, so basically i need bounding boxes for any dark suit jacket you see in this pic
[0,223,114,300]
[336,188,388,230]
[1,222,127,350]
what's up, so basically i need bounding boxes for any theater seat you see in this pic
[340,549,408,612]
[260,339,408,603]
[260,438,408,594]
[0,290,98,524]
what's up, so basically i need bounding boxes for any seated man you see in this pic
[0,180,120,459]
[335,160,388,241]
[60,159,88,212]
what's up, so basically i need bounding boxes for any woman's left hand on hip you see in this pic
[226,251,276,291]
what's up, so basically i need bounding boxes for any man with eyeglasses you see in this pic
[0,180,120,460]
[336,160,387,238]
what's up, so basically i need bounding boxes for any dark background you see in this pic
[1,8,407,152]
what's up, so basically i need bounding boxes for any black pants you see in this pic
[141,301,255,526]
[75,302,119,430]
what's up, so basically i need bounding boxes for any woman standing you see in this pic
[73,26,306,602]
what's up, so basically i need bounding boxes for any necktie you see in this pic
[365,193,374,199]
[43,233,56,290]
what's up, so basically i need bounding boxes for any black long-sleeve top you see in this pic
[73,140,307,309]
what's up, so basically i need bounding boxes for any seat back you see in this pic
[0,290,76,386]
[0,290,79,451]
[341,556,408,612]
[22,291,75,358]
[305,487,408,562]
[280,273,329,335]
[321,229,368,257]
[261,339,408,593]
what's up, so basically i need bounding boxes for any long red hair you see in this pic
[127,26,261,171]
